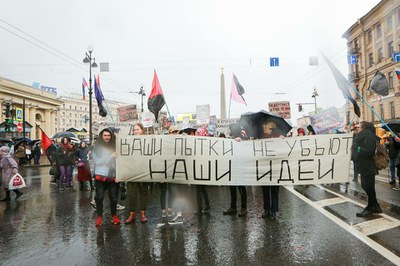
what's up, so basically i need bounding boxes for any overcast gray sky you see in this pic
[0,0,381,123]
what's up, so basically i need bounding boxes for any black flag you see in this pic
[369,70,389,96]
[147,70,165,122]
[322,54,361,117]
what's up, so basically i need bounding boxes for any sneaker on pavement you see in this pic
[112,215,121,225]
[169,214,184,225]
[95,216,103,227]
[117,204,125,211]
[223,207,237,215]
[167,209,175,217]
[161,210,167,218]
[238,208,247,217]
[90,200,96,210]
[203,206,211,213]
[356,209,374,217]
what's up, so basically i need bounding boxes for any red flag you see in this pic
[147,70,166,122]
[40,128,52,153]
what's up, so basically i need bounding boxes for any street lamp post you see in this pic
[138,85,146,113]
[312,87,319,114]
[83,45,98,144]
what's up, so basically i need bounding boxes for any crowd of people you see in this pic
[1,119,399,226]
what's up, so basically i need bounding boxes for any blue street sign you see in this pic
[347,54,357,64]
[270,57,279,67]
[393,52,400,62]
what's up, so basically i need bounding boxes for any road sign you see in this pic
[347,54,357,64]
[16,108,23,122]
[17,122,23,132]
[270,57,279,67]
[393,52,400,62]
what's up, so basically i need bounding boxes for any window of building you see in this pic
[62,119,65,125]
[376,23,382,38]
[354,39,359,51]
[390,102,395,119]
[75,106,77,110]
[367,30,372,43]
[69,113,72,117]
[387,15,393,31]
[80,106,82,110]
[380,104,384,120]
[62,112,65,115]
[75,114,77,118]
[69,105,72,109]
[369,53,374,67]
[389,71,394,89]
[377,47,383,62]
[388,41,394,57]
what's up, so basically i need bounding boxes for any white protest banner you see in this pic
[196,104,210,125]
[98,122,134,135]
[268,101,291,119]
[116,134,352,185]
[141,112,155,128]
[309,107,344,134]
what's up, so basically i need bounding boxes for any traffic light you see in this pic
[298,104,303,112]
[3,103,11,117]
[4,117,13,133]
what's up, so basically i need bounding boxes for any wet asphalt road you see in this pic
[0,166,399,266]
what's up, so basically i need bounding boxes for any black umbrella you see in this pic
[52,132,77,139]
[380,119,400,133]
[239,110,292,139]
[12,137,31,142]
[0,137,12,143]
[14,139,31,150]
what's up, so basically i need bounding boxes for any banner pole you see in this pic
[349,84,396,136]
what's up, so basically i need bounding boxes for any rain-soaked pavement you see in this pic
[1,165,400,265]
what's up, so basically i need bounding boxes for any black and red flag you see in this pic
[148,69,166,122]
[322,53,361,117]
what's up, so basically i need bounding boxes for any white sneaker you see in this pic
[117,204,125,211]
[90,200,96,210]
[169,214,183,225]
[161,210,167,218]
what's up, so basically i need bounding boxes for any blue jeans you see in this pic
[389,158,400,183]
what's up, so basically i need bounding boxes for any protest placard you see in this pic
[116,134,352,185]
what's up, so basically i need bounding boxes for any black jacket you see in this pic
[354,125,379,176]
[385,137,400,159]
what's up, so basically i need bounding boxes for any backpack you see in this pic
[374,142,389,171]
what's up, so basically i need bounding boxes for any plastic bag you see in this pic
[9,173,27,190]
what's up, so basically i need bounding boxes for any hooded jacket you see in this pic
[93,128,116,180]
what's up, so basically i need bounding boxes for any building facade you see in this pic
[0,76,62,139]
[343,0,400,124]
[55,93,130,139]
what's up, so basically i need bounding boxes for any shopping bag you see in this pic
[9,173,27,190]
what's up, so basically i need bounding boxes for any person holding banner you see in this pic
[223,127,248,217]
[354,121,382,217]
[260,121,285,220]
[0,146,22,201]
[93,128,120,226]
[125,123,149,224]
[193,126,211,215]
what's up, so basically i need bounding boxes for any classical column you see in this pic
[44,110,51,135]
[50,110,55,135]
[29,107,36,139]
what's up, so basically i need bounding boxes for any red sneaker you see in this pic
[112,215,121,225]
[95,216,103,227]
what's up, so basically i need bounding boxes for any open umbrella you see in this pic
[380,119,400,133]
[239,110,292,139]
[14,139,30,150]
[51,132,77,139]
[0,137,12,143]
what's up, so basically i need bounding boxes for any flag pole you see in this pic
[228,94,232,119]
[348,88,369,128]
[349,83,397,136]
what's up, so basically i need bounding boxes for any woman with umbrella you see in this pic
[260,121,285,220]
